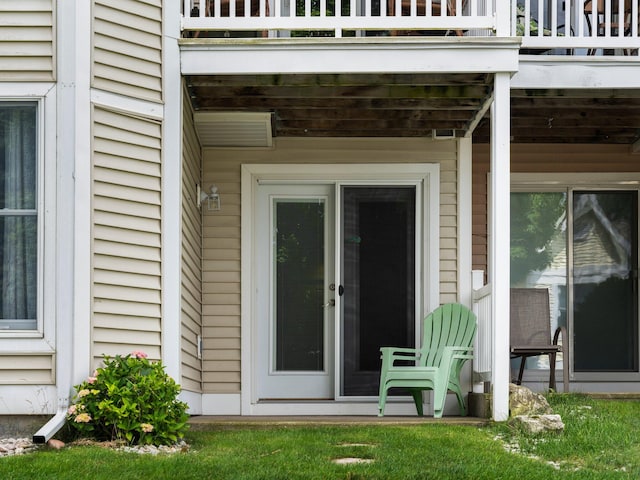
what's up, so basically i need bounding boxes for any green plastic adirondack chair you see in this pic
[378,303,477,418]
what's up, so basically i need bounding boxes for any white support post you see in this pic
[457,137,473,309]
[162,0,184,386]
[471,270,485,394]
[490,72,511,422]
[70,0,92,389]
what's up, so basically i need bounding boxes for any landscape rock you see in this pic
[0,438,38,457]
[509,383,553,417]
[512,414,565,434]
[47,439,65,450]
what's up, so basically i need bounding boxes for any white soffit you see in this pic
[193,111,273,147]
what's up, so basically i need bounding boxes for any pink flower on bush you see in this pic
[74,413,92,423]
[140,423,154,433]
[131,350,148,359]
[67,405,77,415]
[87,376,97,384]
[78,389,91,398]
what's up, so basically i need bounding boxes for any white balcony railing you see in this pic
[517,0,640,55]
[181,0,496,38]
[182,0,640,55]
[472,271,492,387]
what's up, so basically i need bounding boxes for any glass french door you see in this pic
[341,186,416,396]
[572,191,638,372]
[256,183,418,399]
[256,184,335,399]
[510,189,639,378]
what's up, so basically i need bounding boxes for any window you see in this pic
[511,185,640,379]
[0,103,38,331]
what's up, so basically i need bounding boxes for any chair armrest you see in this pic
[439,346,474,375]
[380,346,420,355]
[443,345,474,360]
[552,326,567,345]
[380,347,421,367]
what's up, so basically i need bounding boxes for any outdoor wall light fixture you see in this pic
[197,184,221,211]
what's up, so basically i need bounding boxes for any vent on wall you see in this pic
[193,111,273,147]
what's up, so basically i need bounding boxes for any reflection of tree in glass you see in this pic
[511,192,566,284]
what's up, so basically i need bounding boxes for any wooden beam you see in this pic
[187,73,492,87]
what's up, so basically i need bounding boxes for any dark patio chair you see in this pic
[584,0,635,55]
[510,288,569,393]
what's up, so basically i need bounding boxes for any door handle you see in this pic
[322,299,335,308]
[338,285,344,296]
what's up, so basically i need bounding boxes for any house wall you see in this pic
[0,355,55,385]
[93,0,163,102]
[0,0,55,81]
[471,143,640,277]
[90,0,164,365]
[0,2,56,388]
[91,106,163,362]
[201,137,458,394]
[181,85,203,393]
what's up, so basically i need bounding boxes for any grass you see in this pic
[1,394,639,479]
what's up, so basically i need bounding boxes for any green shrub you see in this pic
[66,351,189,445]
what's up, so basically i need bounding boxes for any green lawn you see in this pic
[1,394,639,479]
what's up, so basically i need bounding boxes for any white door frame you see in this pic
[241,163,440,415]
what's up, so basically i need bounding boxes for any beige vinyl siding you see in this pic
[471,143,640,276]
[181,86,203,392]
[92,106,162,363]
[0,354,55,384]
[92,0,162,102]
[201,137,457,393]
[0,0,54,81]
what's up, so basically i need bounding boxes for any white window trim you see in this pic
[0,83,56,353]
[241,163,440,415]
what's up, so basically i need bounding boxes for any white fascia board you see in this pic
[513,59,640,89]
[180,38,521,75]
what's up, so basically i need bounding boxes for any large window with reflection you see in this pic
[511,189,638,377]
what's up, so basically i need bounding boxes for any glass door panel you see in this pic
[510,189,639,378]
[274,200,325,372]
[342,186,416,396]
[573,191,638,372]
[510,192,568,372]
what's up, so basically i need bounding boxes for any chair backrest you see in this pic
[584,0,631,15]
[510,288,552,347]
[419,303,477,367]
